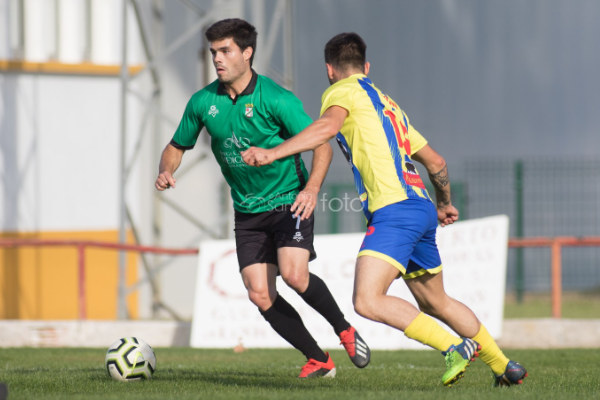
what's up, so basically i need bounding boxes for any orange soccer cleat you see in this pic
[339,326,371,368]
[298,352,336,378]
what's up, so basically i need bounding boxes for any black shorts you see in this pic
[234,204,317,271]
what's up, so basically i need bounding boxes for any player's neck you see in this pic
[340,69,365,79]
[223,68,253,99]
[331,69,365,84]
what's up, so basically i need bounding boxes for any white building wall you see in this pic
[90,0,121,65]
[0,74,147,232]
[0,0,249,321]
[0,2,8,59]
[1,0,143,65]
[56,0,86,63]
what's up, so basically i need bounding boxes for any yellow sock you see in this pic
[404,312,461,352]
[472,324,509,375]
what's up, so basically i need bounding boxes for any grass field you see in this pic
[504,290,600,319]
[1,347,599,400]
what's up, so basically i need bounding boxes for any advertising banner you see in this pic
[190,215,509,350]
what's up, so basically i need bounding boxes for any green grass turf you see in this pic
[1,348,599,400]
[504,290,600,319]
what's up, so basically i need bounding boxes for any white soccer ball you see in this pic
[105,337,156,382]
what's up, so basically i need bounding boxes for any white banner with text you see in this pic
[190,215,509,350]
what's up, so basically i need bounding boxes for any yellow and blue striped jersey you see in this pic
[320,74,431,220]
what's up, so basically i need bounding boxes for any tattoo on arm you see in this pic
[430,165,449,187]
[429,164,451,206]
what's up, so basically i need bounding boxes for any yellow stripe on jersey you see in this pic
[320,74,431,216]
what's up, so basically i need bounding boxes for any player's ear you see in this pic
[243,46,253,63]
[326,63,335,80]
[364,61,370,76]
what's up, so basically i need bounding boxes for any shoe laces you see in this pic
[339,328,355,346]
[301,358,320,374]
[449,338,478,361]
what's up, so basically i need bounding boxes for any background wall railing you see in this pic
[508,236,600,318]
[0,239,198,320]
[2,236,599,320]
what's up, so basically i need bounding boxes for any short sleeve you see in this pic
[172,96,204,149]
[320,85,352,117]
[272,92,313,139]
[408,122,428,154]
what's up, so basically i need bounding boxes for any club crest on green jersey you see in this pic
[208,105,219,117]
[245,103,254,118]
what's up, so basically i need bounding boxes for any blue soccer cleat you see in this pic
[493,360,528,387]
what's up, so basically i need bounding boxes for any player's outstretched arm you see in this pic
[241,106,348,167]
[155,144,185,191]
[411,144,458,227]
[291,142,333,220]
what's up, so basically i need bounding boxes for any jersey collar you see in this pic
[217,69,258,105]
[321,73,368,103]
[337,73,367,85]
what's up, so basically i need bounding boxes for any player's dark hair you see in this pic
[205,18,258,66]
[324,32,366,72]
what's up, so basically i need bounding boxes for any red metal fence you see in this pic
[508,236,600,318]
[0,239,198,319]
[2,236,599,319]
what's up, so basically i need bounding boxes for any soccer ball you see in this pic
[105,337,156,381]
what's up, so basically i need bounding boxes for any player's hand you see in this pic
[155,171,176,191]
[241,147,275,167]
[437,204,459,227]
[291,186,319,220]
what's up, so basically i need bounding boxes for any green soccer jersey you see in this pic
[171,70,312,213]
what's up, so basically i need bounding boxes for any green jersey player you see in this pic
[155,18,370,378]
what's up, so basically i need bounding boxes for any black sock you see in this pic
[299,273,351,336]
[260,294,328,362]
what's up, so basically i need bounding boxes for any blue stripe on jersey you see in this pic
[335,133,372,221]
[357,77,418,199]
[401,109,431,202]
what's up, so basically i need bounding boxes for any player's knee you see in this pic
[247,288,273,310]
[353,293,376,320]
[281,270,308,293]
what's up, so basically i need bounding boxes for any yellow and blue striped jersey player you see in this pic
[242,32,528,388]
